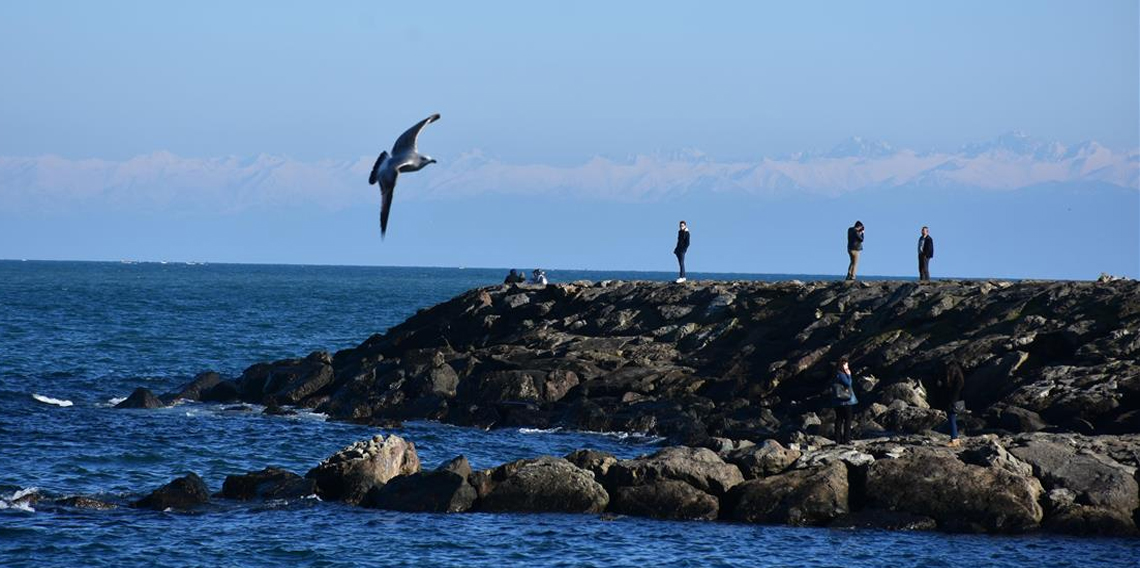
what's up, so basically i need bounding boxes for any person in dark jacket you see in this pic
[504,269,525,284]
[918,226,935,281]
[846,221,864,280]
[832,356,859,444]
[673,221,690,283]
[928,361,966,446]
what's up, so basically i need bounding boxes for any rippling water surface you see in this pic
[1,261,1136,567]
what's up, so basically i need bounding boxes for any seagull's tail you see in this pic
[368,151,388,185]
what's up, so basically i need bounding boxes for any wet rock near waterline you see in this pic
[472,456,609,514]
[222,467,315,501]
[364,456,477,513]
[115,387,165,409]
[864,454,1044,533]
[724,461,850,526]
[55,496,118,510]
[132,473,210,510]
[305,434,420,505]
[608,479,720,520]
[1008,439,1139,535]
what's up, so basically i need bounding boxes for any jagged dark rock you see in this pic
[132,473,210,510]
[222,467,315,501]
[162,371,223,404]
[115,387,165,409]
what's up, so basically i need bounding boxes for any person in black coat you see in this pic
[846,221,864,280]
[917,226,935,281]
[673,221,690,283]
[927,361,966,446]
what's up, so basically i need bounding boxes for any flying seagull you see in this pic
[368,113,441,237]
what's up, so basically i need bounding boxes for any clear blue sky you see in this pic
[1,1,1137,279]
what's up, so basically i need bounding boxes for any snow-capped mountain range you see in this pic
[1,132,1135,212]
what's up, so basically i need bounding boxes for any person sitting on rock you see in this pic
[504,269,526,284]
[832,356,859,444]
[928,361,966,447]
[530,269,548,286]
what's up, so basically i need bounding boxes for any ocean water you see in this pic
[0,260,1136,567]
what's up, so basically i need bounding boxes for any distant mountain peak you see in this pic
[825,136,896,159]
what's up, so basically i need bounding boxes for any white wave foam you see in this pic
[518,427,563,434]
[107,396,127,406]
[32,394,73,407]
[1,487,39,512]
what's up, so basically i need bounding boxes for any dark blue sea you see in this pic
[1,260,1135,567]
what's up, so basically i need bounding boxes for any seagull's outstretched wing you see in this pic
[379,171,397,237]
[391,113,441,155]
[368,151,388,185]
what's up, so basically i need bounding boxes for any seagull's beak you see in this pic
[428,158,438,165]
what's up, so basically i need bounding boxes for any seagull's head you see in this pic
[425,156,437,166]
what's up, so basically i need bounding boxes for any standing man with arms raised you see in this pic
[674,221,690,283]
[846,221,864,280]
[918,226,935,281]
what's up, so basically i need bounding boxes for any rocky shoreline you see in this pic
[44,430,1138,537]
[113,278,1140,535]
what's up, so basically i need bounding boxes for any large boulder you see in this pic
[162,371,223,404]
[724,461,849,526]
[364,456,477,513]
[605,446,744,496]
[222,467,315,501]
[115,387,165,409]
[305,434,420,505]
[238,351,335,405]
[608,479,719,520]
[1008,439,1139,535]
[724,440,802,479]
[132,473,210,510]
[865,454,1044,533]
[472,456,609,514]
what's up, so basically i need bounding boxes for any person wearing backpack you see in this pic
[832,356,859,444]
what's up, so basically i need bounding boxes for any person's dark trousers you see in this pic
[948,408,958,439]
[918,253,930,281]
[835,405,853,443]
[846,250,860,280]
[676,251,686,279]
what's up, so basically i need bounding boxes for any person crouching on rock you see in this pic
[929,361,966,447]
[673,220,690,283]
[832,356,858,444]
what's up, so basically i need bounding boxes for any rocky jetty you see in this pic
[168,279,1139,443]
[132,278,1140,535]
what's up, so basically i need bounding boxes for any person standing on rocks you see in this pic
[917,226,935,281]
[832,356,858,444]
[846,221,864,280]
[673,220,690,283]
[929,361,966,447]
